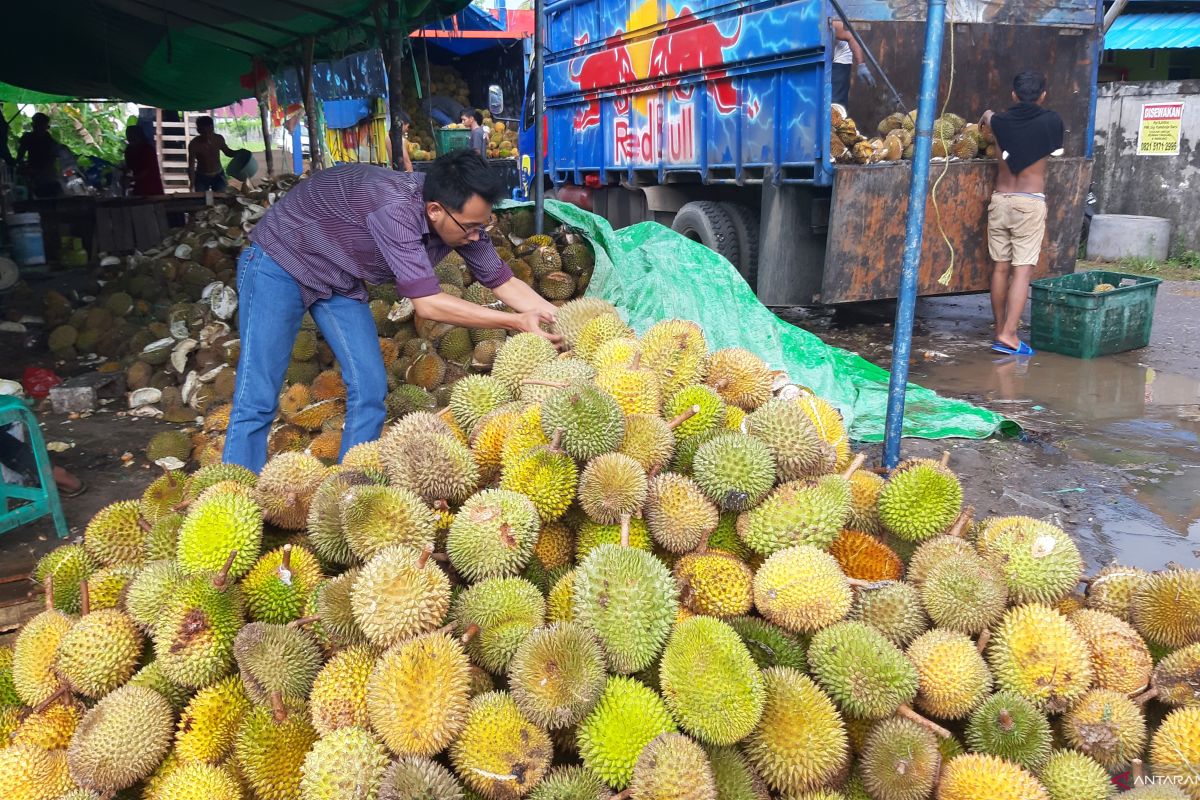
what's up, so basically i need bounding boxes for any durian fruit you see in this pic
[554,298,620,349]
[547,569,577,623]
[378,755,464,800]
[906,629,992,720]
[692,432,776,512]
[736,470,853,556]
[706,348,773,411]
[300,726,391,800]
[574,536,680,674]
[367,627,471,757]
[67,684,174,793]
[674,550,754,618]
[665,385,726,440]
[845,471,886,535]
[144,513,182,562]
[877,458,963,542]
[965,690,1053,770]
[153,564,244,688]
[185,462,257,500]
[449,374,513,432]
[745,398,835,482]
[33,543,95,613]
[235,704,319,800]
[384,431,480,505]
[83,500,146,567]
[727,615,808,671]
[706,745,770,800]
[310,567,368,648]
[450,691,553,799]
[808,621,921,722]
[1132,569,1200,649]
[595,358,661,416]
[175,674,251,764]
[753,545,853,634]
[986,603,1095,713]
[242,544,324,624]
[234,619,322,707]
[492,331,560,393]
[1037,750,1113,800]
[472,405,524,483]
[12,585,73,706]
[628,732,718,800]
[1085,564,1149,621]
[936,753,1050,800]
[528,765,610,800]
[860,718,941,800]
[533,520,575,572]
[508,622,606,730]
[176,484,263,579]
[851,580,927,647]
[541,385,626,461]
[351,545,450,649]
[577,516,653,558]
[977,517,1083,606]
[1139,642,1200,708]
[1149,706,1200,798]
[453,577,545,675]
[576,313,635,364]
[829,529,902,581]
[906,535,975,586]
[54,597,143,699]
[1,744,74,800]
[577,675,678,790]
[310,645,375,735]
[520,359,597,404]
[659,615,765,745]
[920,553,1008,635]
[148,761,243,800]
[308,471,377,567]
[448,489,541,582]
[342,484,437,561]
[1070,608,1153,693]
[640,319,707,397]
[591,337,641,373]
[644,472,720,553]
[1065,688,1148,771]
[127,659,189,710]
[501,429,579,523]
[741,667,849,796]
[254,451,328,529]
[9,700,82,749]
[794,393,852,471]
[139,469,190,522]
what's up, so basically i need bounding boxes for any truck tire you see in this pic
[671,201,740,271]
[719,202,761,290]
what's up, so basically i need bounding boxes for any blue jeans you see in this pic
[222,244,387,473]
[193,171,227,192]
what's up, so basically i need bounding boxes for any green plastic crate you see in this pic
[434,127,471,155]
[1029,270,1162,359]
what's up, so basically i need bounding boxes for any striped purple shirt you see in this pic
[249,164,512,308]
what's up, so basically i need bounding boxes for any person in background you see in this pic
[0,112,15,170]
[223,149,560,473]
[397,110,413,173]
[122,126,164,197]
[0,427,86,497]
[831,18,875,107]
[981,70,1064,357]
[462,110,487,158]
[16,112,63,198]
[187,115,237,193]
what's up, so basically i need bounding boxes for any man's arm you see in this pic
[186,140,197,185]
[832,20,865,64]
[412,292,560,345]
[401,134,413,173]
[217,134,238,158]
[492,276,558,317]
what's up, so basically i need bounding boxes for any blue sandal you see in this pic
[990,340,1035,356]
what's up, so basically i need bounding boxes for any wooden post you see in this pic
[384,0,406,170]
[255,62,275,178]
[301,37,323,171]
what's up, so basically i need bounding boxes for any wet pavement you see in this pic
[788,279,1200,571]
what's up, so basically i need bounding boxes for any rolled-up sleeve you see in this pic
[366,203,441,298]
[459,231,515,289]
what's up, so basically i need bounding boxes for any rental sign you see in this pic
[1137,102,1184,156]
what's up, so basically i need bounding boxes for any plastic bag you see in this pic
[22,366,62,399]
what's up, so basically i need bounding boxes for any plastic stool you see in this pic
[0,395,68,539]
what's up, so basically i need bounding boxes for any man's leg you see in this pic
[831,63,851,107]
[991,261,1011,335]
[310,294,388,460]
[998,264,1034,349]
[222,245,305,472]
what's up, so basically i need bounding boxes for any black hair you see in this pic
[462,109,484,125]
[196,115,214,129]
[397,110,411,125]
[423,148,503,210]
[32,112,50,128]
[1013,70,1047,103]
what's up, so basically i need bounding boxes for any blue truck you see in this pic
[518,0,1102,304]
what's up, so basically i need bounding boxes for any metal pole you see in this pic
[882,0,946,470]
[828,0,907,112]
[1103,0,1130,33]
[533,0,546,233]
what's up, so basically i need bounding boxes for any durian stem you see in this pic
[620,514,631,547]
[939,451,951,468]
[138,517,153,533]
[612,791,632,800]
[461,623,480,645]
[897,705,952,739]
[714,378,730,391]
[1133,687,1157,705]
[976,629,991,654]
[43,574,54,611]
[845,577,893,590]
[430,552,449,562]
[288,615,320,629]
[629,352,642,370]
[521,379,570,389]
[550,428,564,452]
[947,507,973,538]
[33,684,70,714]
[280,544,293,574]
[270,690,288,722]
[417,544,433,569]
[1131,759,1144,783]
[667,405,701,430]
[437,622,456,637]
[433,499,450,512]
[841,453,868,480]
[79,580,90,616]
[173,499,192,512]
[213,550,238,589]
[997,708,1015,732]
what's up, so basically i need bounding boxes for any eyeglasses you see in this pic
[443,207,496,237]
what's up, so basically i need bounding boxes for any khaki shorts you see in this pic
[988,193,1047,266]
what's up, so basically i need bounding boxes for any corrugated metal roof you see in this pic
[1106,12,1200,49]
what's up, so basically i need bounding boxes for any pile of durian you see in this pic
[832,106,996,165]
[6,297,1200,800]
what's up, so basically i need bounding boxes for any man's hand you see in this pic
[856,63,876,88]
[513,309,564,349]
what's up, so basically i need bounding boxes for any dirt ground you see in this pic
[1,276,1196,626]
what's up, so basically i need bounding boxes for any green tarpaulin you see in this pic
[526,199,1015,443]
[0,0,469,110]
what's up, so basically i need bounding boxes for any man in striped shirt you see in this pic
[223,149,560,472]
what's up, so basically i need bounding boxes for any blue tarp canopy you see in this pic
[1106,12,1200,49]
